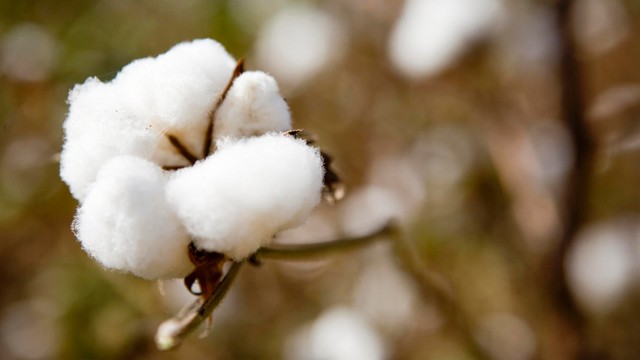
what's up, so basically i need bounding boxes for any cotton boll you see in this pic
[61,39,242,197]
[1,23,60,82]
[75,156,192,280]
[144,39,235,130]
[166,133,323,259]
[60,78,158,201]
[63,78,125,138]
[567,224,635,314]
[163,38,237,81]
[255,5,347,90]
[113,39,236,129]
[285,306,385,360]
[108,58,159,124]
[215,71,292,139]
[112,39,238,161]
[388,0,504,79]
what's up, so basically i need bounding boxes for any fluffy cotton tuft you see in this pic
[166,133,324,260]
[60,78,158,201]
[215,71,292,138]
[74,156,192,280]
[60,39,239,201]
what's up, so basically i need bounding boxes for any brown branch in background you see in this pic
[547,0,596,358]
[203,58,245,157]
[166,134,199,165]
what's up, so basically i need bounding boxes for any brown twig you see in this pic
[203,58,245,157]
[156,224,394,351]
[155,261,244,351]
[546,0,596,358]
[253,223,393,261]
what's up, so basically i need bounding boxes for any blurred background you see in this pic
[1,0,640,359]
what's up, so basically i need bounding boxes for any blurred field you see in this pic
[1,0,640,359]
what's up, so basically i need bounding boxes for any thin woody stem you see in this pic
[166,134,199,165]
[253,223,487,357]
[545,0,595,358]
[203,58,245,157]
[252,223,394,262]
[155,261,244,351]
[155,224,394,350]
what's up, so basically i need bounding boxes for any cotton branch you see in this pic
[155,261,244,351]
[552,0,592,325]
[252,222,394,262]
[155,223,395,350]
[547,0,595,357]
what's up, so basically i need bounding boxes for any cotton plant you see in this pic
[60,39,388,349]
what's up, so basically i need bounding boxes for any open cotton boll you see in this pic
[215,71,292,139]
[166,133,324,260]
[61,39,241,198]
[74,156,192,280]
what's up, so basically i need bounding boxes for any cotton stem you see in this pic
[156,224,393,350]
[155,261,243,351]
[252,222,395,262]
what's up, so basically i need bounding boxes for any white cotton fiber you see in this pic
[215,71,292,139]
[74,156,193,280]
[60,78,157,201]
[115,39,235,130]
[166,133,324,260]
[60,39,239,200]
[109,39,237,165]
[61,38,324,279]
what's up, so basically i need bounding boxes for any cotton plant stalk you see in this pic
[60,38,386,350]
